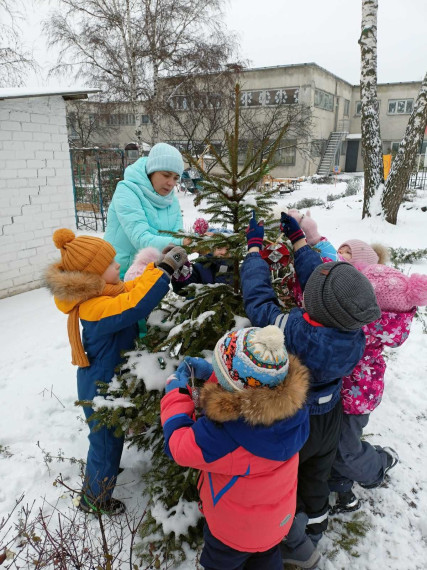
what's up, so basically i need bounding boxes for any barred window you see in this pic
[314,89,334,111]
[106,114,136,126]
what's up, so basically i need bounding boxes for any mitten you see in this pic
[287,209,304,224]
[280,212,305,244]
[164,371,189,393]
[177,357,213,382]
[162,243,176,255]
[245,210,264,250]
[156,246,188,277]
[297,211,321,246]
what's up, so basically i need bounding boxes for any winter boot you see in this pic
[330,490,361,514]
[383,446,399,475]
[281,536,321,569]
[77,494,126,516]
[360,446,399,489]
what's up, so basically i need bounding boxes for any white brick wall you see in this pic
[0,96,76,298]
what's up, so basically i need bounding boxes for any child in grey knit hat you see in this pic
[241,211,380,569]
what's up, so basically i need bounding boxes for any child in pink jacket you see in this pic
[284,210,388,319]
[161,325,310,570]
[329,264,427,512]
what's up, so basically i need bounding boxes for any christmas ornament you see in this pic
[260,243,290,271]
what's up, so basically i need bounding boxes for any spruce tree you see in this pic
[83,84,296,567]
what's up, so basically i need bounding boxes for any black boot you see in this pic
[330,490,361,514]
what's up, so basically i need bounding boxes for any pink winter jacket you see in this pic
[160,359,310,552]
[341,309,416,415]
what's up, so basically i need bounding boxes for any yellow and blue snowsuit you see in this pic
[46,262,171,501]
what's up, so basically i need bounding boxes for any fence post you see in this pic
[70,149,79,229]
[96,150,105,232]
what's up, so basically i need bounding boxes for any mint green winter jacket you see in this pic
[104,157,184,277]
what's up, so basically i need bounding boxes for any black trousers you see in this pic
[297,400,343,536]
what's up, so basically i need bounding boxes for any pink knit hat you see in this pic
[360,264,427,312]
[339,239,379,265]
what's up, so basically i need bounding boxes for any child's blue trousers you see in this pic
[200,524,282,570]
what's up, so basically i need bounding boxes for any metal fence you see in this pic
[70,148,125,231]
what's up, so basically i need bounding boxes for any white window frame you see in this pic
[388,99,414,115]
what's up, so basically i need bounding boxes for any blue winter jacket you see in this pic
[241,247,366,415]
[104,157,184,277]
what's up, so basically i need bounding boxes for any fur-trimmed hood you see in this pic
[200,354,309,426]
[44,262,105,313]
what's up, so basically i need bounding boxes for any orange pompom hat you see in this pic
[53,228,116,275]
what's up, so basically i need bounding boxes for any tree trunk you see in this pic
[381,72,427,224]
[151,61,160,145]
[359,0,383,218]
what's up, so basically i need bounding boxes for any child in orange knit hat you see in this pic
[45,228,187,515]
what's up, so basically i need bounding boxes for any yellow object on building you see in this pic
[383,154,392,180]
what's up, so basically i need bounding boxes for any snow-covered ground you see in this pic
[1,176,426,569]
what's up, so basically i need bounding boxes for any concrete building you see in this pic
[65,63,425,177]
[0,87,99,298]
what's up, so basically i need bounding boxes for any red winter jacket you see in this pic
[160,358,309,552]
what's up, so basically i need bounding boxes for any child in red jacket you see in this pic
[161,325,310,570]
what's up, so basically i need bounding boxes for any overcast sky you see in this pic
[20,0,426,89]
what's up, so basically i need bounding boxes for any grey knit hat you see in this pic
[303,262,381,331]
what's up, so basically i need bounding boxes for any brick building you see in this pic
[0,87,99,298]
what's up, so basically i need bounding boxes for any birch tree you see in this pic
[44,0,237,145]
[0,0,36,85]
[360,0,427,223]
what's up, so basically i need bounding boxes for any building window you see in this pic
[275,141,296,166]
[343,99,350,117]
[240,88,299,107]
[388,99,414,114]
[106,114,136,126]
[88,113,99,126]
[310,139,327,157]
[314,89,334,111]
[140,114,151,124]
[168,93,222,111]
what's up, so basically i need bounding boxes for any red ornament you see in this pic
[260,243,290,271]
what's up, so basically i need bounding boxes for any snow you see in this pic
[1,178,426,568]
[0,87,100,99]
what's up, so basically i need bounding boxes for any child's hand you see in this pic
[245,210,264,250]
[156,246,188,277]
[292,211,321,246]
[280,212,305,244]
[164,372,189,393]
[178,357,213,381]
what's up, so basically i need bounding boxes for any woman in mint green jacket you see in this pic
[105,143,191,278]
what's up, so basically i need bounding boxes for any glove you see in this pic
[289,210,321,246]
[164,371,189,394]
[177,357,213,382]
[161,243,175,255]
[245,210,264,250]
[156,246,188,277]
[280,212,305,245]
